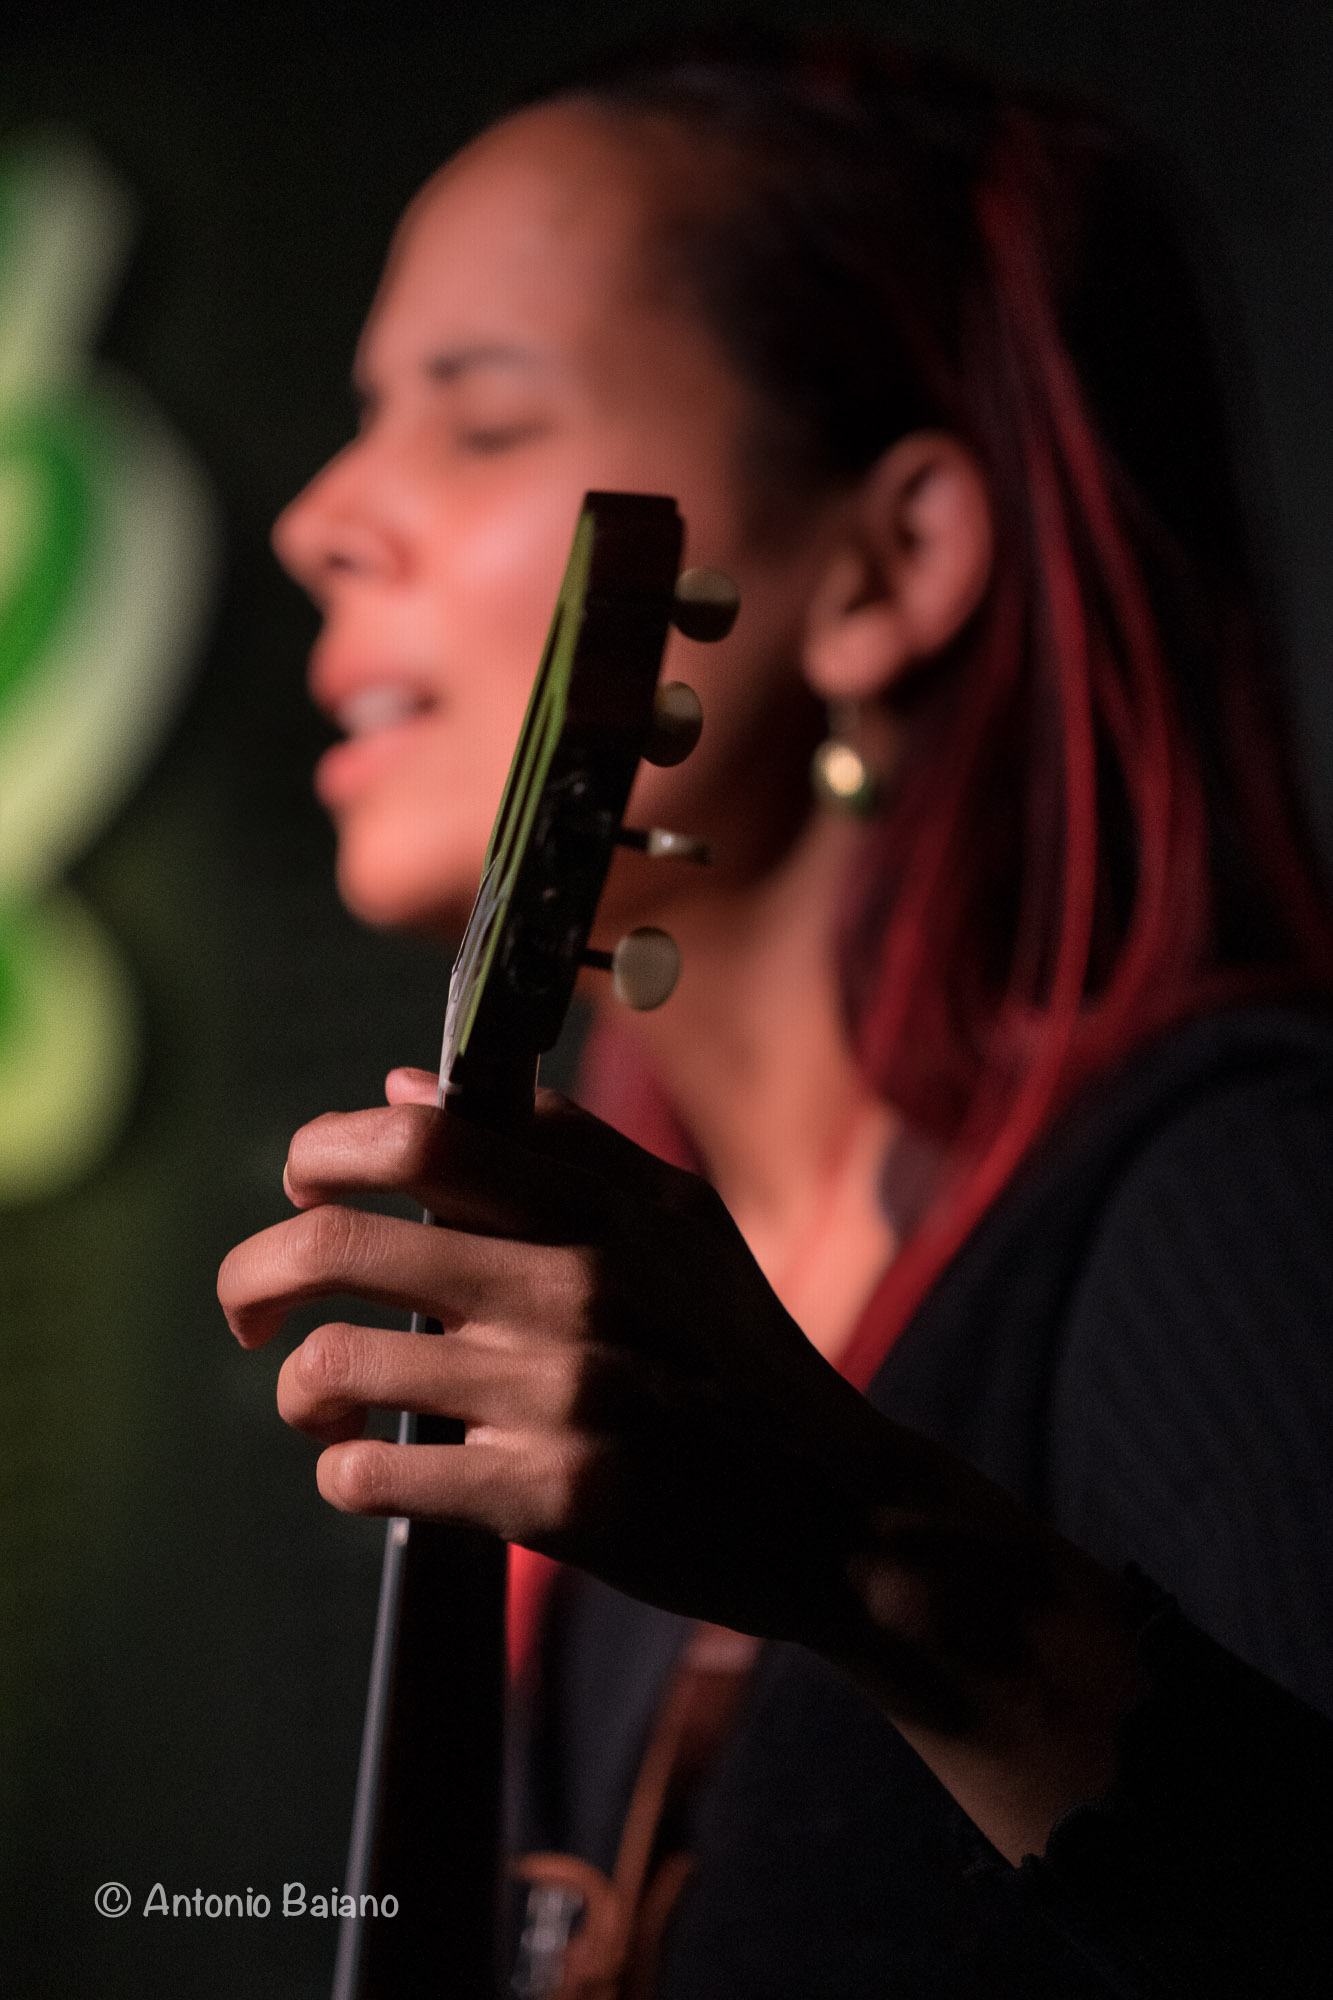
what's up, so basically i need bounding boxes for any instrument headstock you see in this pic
[437,490,736,1122]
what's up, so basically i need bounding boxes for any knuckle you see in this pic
[215,1248,241,1311]
[292,1202,361,1273]
[380,1104,438,1185]
[296,1320,359,1395]
[542,1246,598,1332]
[531,1440,585,1535]
[332,1440,389,1511]
[544,1348,585,1427]
[216,1247,271,1341]
[285,1110,340,1177]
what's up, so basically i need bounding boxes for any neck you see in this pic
[600,811,901,1357]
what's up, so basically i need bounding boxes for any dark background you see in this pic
[1,3,1330,1994]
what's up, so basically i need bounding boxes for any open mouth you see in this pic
[334,685,435,739]
[314,679,442,810]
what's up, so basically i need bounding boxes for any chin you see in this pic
[333,824,477,939]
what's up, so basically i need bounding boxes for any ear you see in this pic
[803,433,994,700]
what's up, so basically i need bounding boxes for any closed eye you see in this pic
[457,420,548,454]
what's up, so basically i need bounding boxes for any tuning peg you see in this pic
[582,927,681,1010]
[615,825,712,865]
[642,681,703,767]
[613,927,681,1009]
[671,567,740,642]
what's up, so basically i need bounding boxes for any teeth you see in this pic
[336,686,429,738]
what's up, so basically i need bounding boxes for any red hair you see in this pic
[550,36,1333,1388]
[837,108,1333,1381]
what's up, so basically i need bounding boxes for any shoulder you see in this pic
[1072,1012,1333,1306]
[1047,1007,1333,1703]
[1059,1005,1333,1395]
[877,1006,1333,1461]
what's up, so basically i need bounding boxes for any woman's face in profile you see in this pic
[274,104,830,936]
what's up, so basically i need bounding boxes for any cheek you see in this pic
[329,448,823,931]
[424,467,588,668]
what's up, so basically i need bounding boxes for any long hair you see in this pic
[546,34,1333,1383]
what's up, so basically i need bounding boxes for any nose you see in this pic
[272,439,400,603]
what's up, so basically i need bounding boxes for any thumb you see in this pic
[385,1065,438,1106]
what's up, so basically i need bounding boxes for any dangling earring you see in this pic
[811,701,881,818]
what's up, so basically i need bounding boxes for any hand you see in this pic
[218,1071,1142,1860]
[218,1072,905,1651]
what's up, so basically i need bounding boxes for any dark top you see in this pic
[519,1007,1333,1998]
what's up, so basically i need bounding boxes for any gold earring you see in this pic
[811,702,881,818]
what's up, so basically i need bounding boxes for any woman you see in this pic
[219,34,1333,1998]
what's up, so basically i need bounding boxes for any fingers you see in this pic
[276,1320,583,1443]
[218,1202,583,1349]
[280,1095,718,1243]
[282,1104,601,1240]
[314,1433,587,1544]
[379,1070,687,1216]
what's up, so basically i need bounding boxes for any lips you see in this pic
[311,670,442,809]
[334,683,434,738]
